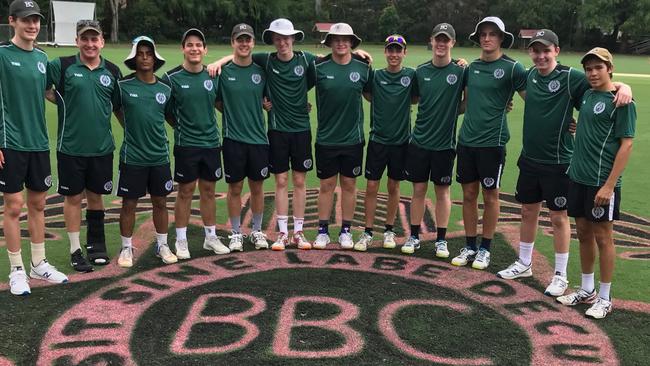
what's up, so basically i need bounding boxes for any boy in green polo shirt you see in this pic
[452,16,527,270]
[162,28,230,258]
[216,24,270,252]
[114,36,177,267]
[556,48,635,319]
[46,20,122,272]
[353,34,415,252]
[1,0,68,296]
[311,23,372,249]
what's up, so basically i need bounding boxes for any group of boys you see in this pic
[1,1,636,320]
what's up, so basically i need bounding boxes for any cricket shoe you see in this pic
[228,233,244,252]
[118,247,133,268]
[272,232,289,251]
[435,240,450,258]
[251,231,269,250]
[70,249,94,273]
[471,248,491,270]
[174,239,191,259]
[401,236,420,254]
[585,297,613,319]
[383,230,396,249]
[339,232,354,249]
[313,233,330,249]
[293,231,311,250]
[556,289,598,306]
[544,274,569,296]
[9,267,30,296]
[451,247,477,266]
[156,244,178,264]
[497,261,532,279]
[204,235,230,255]
[30,259,69,283]
[354,232,372,252]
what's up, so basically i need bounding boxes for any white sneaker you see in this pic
[383,231,396,249]
[9,267,31,296]
[401,236,420,254]
[585,297,613,319]
[451,247,477,266]
[339,232,354,249]
[228,233,244,252]
[118,246,133,268]
[435,240,450,258]
[354,232,373,251]
[313,233,330,249]
[272,232,289,251]
[203,235,230,255]
[30,259,69,284]
[175,239,191,260]
[544,275,569,296]
[251,230,269,250]
[471,248,491,270]
[292,231,311,250]
[556,289,598,306]
[497,261,532,279]
[156,244,178,264]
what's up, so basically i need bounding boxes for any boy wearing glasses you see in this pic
[353,34,414,251]
[46,20,122,272]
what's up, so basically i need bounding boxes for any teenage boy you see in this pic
[114,36,176,267]
[402,23,465,256]
[162,28,230,258]
[353,34,415,251]
[452,16,526,270]
[556,48,635,319]
[216,24,269,251]
[497,31,633,296]
[311,23,371,249]
[1,0,68,295]
[46,20,122,272]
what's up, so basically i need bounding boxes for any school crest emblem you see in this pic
[165,180,173,191]
[592,206,605,219]
[483,177,495,188]
[548,80,560,93]
[554,196,567,208]
[100,75,111,87]
[251,74,262,84]
[446,74,458,85]
[593,102,606,114]
[349,72,361,82]
[294,65,304,76]
[37,61,46,74]
[400,76,411,87]
[155,93,167,104]
[204,80,214,91]
[493,68,505,79]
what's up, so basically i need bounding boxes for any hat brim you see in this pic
[580,53,612,65]
[124,39,166,72]
[432,31,455,40]
[77,26,102,36]
[385,42,405,49]
[182,29,206,45]
[14,10,44,19]
[468,20,514,49]
[262,29,304,45]
[232,32,255,41]
[527,38,555,48]
[321,34,362,49]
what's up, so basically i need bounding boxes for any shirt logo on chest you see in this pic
[294,65,304,76]
[37,61,46,74]
[100,74,111,87]
[400,76,411,87]
[548,80,561,93]
[493,68,505,79]
[593,101,606,114]
[204,80,213,91]
[74,73,83,78]
[349,72,360,82]
[251,74,262,84]
[155,92,167,104]
[446,74,458,85]
[10,61,21,66]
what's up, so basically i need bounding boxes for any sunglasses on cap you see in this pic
[385,35,406,46]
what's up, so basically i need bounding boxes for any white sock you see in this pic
[156,233,168,247]
[581,273,595,293]
[599,282,611,300]
[121,235,132,248]
[294,216,304,232]
[518,242,534,266]
[204,225,216,237]
[68,232,81,254]
[554,252,569,277]
[30,242,46,266]
[176,227,187,241]
[277,215,288,234]
[7,249,24,270]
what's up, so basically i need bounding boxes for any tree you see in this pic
[579,0,650,49]
[108,0,127,43]
[378,5,400,37]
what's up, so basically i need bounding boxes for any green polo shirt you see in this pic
[368,67,416,145]
[47,54,122,156]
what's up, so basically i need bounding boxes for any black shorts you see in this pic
[222,138,270,183]
[364,141,407,181]
[268,130,313,174]
[568,181,621,222]
[315,143,363,179]
[404,144,455,185]
[515,156,569,211]
[456,144,506,190]
[174,146,223,183]
[116,162,173,199]
[0,149,51,193]
[57,152,113,196]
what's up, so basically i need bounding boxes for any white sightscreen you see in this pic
[51,1,96,45]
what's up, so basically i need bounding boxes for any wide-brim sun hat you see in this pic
[469,16,514,49]
[321,22,362,49]
[124,36,165,71]
[262,18,304,45]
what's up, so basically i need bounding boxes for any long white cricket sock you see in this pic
[554,252,569,277]
[518,242,534,266]
[68,232,81,254]
[277,215,288,234]
[581,273,595,293]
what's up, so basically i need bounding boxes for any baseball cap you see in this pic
[322,23,362,49]
[124,36,166,71]
[469,16,514,49]
[581,47,614,65]
[385,34,406,49]
[262,18,304,45]
[432,23,456,40]
[9,0,44,19]
[182,28,206,45]
[527,29,559,48]
[76,19,102,36]
[232,23,255,40]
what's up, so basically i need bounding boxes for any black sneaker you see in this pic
[71,249,94,273]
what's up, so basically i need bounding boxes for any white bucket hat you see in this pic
[469,16,514,49]
[262,18,304,45]
[124,36,166,71]
[322,22,362,49]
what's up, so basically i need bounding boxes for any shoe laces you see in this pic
[405,237,418,247]
[10,268,28,283]
[435,241,447,250]
[293,231,307,241]
[475,249,489,261]
[550,275,567,287]
[384,231,395,240]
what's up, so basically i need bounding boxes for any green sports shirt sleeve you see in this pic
[569,90,636,187]
[162,66,220,148]
[368,67,415,145]
[314,55,371,146]
[459,55,527,147]
[0,42,49,151]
